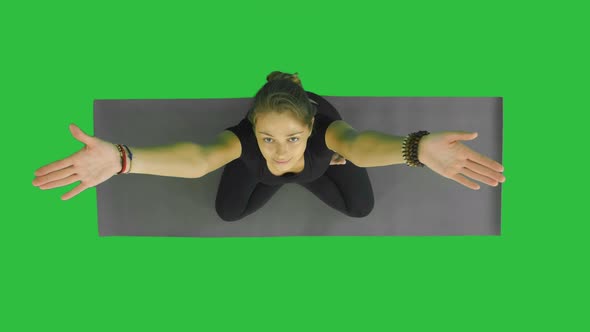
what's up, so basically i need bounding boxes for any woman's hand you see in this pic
[32,124,122,200]
[329,152,347,166]
[417,131,506,190]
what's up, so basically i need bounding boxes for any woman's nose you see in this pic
[276,148,289,156]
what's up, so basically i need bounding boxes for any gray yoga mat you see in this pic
[94,94,503,237]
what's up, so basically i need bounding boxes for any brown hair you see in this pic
[247,71,317,136]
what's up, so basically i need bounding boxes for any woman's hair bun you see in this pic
[266,71,301,86]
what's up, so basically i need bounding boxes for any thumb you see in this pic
[69,123,94,145]
[450,131,478,142]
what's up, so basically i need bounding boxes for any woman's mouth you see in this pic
[275,159,291,164]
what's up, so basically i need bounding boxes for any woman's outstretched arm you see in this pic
[32,124,208,201]
[348,131,407,167]
[124,143,207,178]
[349,130,506,190]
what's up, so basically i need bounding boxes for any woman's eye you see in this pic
[263,137,299,143]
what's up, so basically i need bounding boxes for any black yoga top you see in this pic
[224,91,342,186]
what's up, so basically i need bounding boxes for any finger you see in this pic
[39,173,80,190]
[449,131,478,142]
[450,173,480,190]
[34,165,76,186]
[465,160,506,183]
[461,167,498,187]
[467,150,504,172]
[61,183,89,201]
[70,123,95,145]
[34,158,74,176]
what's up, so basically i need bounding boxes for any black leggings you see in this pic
[215,158,374,222]
[215,92,374,222]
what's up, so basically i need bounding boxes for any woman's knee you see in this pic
[215,208,245,222]
[346,195,375,218]
[215,199,245,222]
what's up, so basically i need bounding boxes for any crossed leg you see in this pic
[215,158,283,222]
[297,161,374,218]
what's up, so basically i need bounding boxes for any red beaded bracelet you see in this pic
[115,144,127,174]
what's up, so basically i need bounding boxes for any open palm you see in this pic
[418,131,506,190]
[32,124,121,200]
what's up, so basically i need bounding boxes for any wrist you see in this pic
[417,136,428,164]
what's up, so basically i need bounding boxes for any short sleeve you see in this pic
[225,117,252,139]
[224,117,256,160]
[310,112,339,152]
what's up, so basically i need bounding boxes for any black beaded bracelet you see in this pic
[401,130,430,167]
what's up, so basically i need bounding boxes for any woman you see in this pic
[32,71,506,222]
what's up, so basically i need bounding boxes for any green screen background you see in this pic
[5,0,588,330]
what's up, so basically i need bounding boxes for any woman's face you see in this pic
[254,112,314,169]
